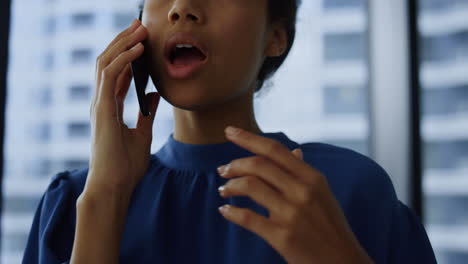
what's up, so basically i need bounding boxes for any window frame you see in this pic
[0,0,426,257]
[367,0,422,217]
[0,0,12,253]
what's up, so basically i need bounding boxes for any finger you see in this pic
[95,19,140,88]
[218,176,290,219]
[218,155,304,202]
[291,148,303,160]
[224,126,318,183]
[103,19,140,57]
[97,42,144,118]
[102,25,147,74]
[136,92,160,137]
[116,63,132,99]
[218,204,280,246]
[115,63,133,123]
[96,24,147,103]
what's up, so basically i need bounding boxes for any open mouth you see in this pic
[169,45,207,66]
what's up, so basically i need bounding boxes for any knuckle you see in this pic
[284,206,300,225]
[240,176,257,193]
[309,174,325,193]
[102,67,114,79]
[253,156,268,166]
[122,34,137,48]
[297,186,314,205]
[96,59,107,74]
[238,208,253,227]
[266,140,283,154]
[96,55,104,66]
[245,156,266,169]
[118,29,129,39]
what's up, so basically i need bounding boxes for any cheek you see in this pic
[212,19,265,89]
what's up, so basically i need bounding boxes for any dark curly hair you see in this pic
[256,0,301,93]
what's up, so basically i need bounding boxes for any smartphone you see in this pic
[130,8,150,117]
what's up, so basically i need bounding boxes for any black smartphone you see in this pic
[130,8,150,117]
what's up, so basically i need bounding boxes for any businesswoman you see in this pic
[23,0,436,263]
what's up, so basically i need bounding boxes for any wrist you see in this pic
[82,169,135,203]
[77,187,131,216]
[72,187,130,264]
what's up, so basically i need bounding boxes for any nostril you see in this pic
[171,13,180,21]
[187,14,197,21]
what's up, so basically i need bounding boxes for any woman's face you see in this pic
[142,0,283,110]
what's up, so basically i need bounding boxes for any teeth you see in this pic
[176,44,194,49]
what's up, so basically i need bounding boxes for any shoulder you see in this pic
[46,167,88,198]
[298,142,397,204]
[23,168,88,263]
[37,168,88,239]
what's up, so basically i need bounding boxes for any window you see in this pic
[4,195,41,214]
[323,85,368,115]
[69,84,90,101]
[67,122,90,138]
[323,0,366,9]
[34,86,52,107]
[71,12,94,28]
[44,16,56,35]
[71,48,92,64]
[44,51,54,70]
[36,122,51,142]
[63,159,88,171]
[324,32,368,62]
[113,12,134,30]
[419,0,468,263]
[422,85,468,116]
[421,35,455,62]
[30,158,53,177]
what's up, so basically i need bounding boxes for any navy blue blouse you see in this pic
[22,132,437,264]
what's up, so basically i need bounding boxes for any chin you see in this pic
[155,79,216,111]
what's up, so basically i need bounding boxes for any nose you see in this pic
[168,0,203,25]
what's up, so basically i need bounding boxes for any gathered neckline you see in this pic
[153,131,300,173]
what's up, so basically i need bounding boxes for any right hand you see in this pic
[84,19,160,200]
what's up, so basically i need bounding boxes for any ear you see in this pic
[264,21,288,58]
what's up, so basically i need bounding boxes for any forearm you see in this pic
[70,185,131,264]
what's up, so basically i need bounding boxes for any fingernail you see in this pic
[218,185,226,196]
[217,164,230,177]
[218,204,230,214]
[131,42,143,51]
[225,126,241,137]
[217,165,226,175]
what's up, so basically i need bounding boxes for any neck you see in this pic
[172,89,262,145]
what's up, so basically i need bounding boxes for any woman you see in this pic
[23,0,437,263]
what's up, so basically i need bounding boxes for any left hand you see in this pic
[216,126,374,264]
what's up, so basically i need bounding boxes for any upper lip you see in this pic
[164,32,208,62]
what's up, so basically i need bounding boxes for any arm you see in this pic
[70,178,131,264]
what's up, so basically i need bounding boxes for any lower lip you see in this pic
[165,57,207,80]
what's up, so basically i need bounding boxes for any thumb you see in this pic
[291,148,303,160]
[136,92,160,135]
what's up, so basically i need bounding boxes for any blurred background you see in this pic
[0,0,466,263]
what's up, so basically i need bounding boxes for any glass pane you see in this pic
[2,1,144,262]
[2,0,370,263]
[419,0,468,263]
[255,0,370,156]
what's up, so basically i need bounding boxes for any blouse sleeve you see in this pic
[387,200,437,264]
[22,171,76,264]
